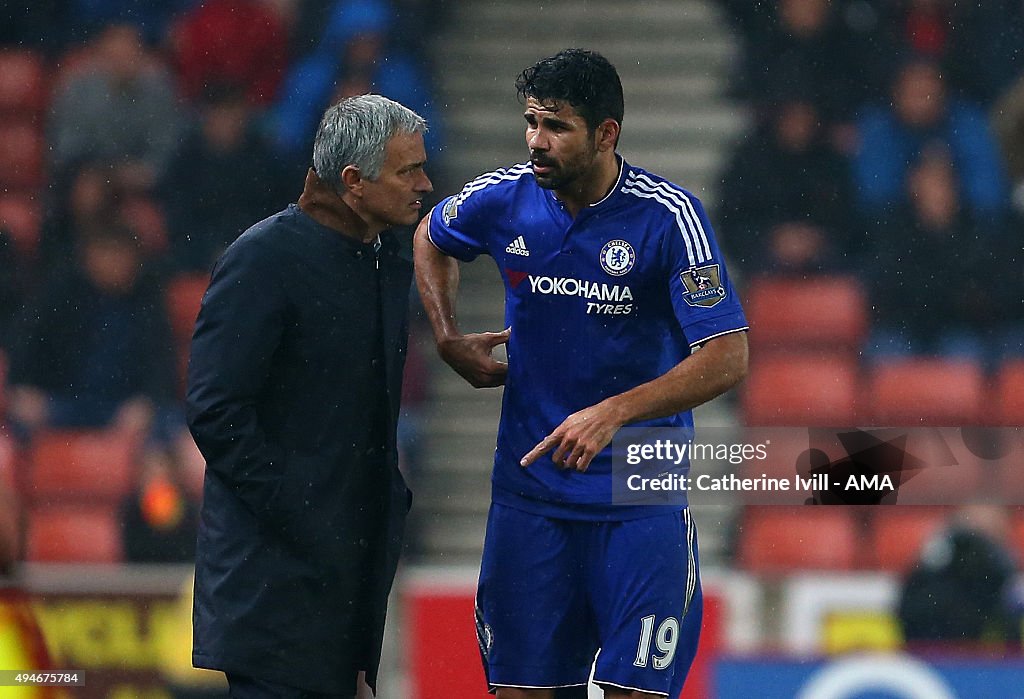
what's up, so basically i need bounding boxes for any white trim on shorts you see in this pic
[593,678,670,696]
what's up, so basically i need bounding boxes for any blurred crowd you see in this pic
[2,0,1023,569]
[719,0,1024,650]
[716,0,1023,366]
[0,0,443,565]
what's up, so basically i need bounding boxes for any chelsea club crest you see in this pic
[599,239,635,276]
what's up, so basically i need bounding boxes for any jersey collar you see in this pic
[587,155,627,210]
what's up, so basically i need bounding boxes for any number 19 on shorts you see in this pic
[633,615,679,670]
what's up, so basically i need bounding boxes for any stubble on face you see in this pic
[525,98,598,192]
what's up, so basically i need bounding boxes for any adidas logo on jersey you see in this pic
[505,236,530,257]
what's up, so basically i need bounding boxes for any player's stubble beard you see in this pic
[531,136,600,192]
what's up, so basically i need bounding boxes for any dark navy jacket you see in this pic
[185,204,412,693]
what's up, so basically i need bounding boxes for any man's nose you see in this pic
[417,170,433,193]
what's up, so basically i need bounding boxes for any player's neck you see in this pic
[556,153,620,218]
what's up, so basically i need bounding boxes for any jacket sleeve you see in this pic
[184,236,289,517]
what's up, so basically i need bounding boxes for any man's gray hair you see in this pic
[312,94,427,192]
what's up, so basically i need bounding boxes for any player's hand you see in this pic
[437,328,510,388]
[521,400,626,472]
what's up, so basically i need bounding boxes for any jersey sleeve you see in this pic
[662,191,748,347]
[426,175,501,262]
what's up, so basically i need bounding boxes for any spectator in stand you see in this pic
[162,83,290,272]
[858,0,958,100]
[742,0,866,150]
[853,57,1009,221]
[39,159,120,269]
[718,94,856,276]
[1,0,191,52]
[119,447,199,563]
[170,0,289,107]
[865,148,1012,362]
[65,0,194,45]
[271,0,444,179]
[6,224,178,442]
[898,503,1022,648]
[851,0,1024,106]
[40,158,170,269]
[48,23,183,192]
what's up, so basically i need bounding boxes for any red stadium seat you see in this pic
[0,50,48,116]
[742,353,859,426]
[994,360,1024,426]
[27,430,139,504]
[744,275,869,355]
[869,507,951,572]
[737,505,859,572]
[0,122,44,190]
[866,359,985,426]
[0,193,42,256]
[25,504,123,563]
[0,431,15,492]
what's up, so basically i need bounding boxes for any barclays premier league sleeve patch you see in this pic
[441,196,460,225]
[680,264,727,307]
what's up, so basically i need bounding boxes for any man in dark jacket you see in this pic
[185,94,432,698]
[7,224,176,436]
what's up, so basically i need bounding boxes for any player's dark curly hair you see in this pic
[515,49,624,134]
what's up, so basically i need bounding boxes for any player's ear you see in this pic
[341,165,363,196]
[596,118,620,152]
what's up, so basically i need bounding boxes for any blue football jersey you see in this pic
[428,158,748,520]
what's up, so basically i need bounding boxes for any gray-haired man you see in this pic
[186,94,431,698]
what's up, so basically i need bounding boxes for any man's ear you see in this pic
[596,118,620,153]
[341,164,363,195]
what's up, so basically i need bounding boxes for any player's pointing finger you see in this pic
[520,433,559,467]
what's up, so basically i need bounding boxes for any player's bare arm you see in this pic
[521,330,748,472]
[413,215,510,388]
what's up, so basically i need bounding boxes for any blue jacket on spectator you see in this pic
[854,100,1008,218]
[271,0,442,161]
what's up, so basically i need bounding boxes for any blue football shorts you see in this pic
[475,502,702,696]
